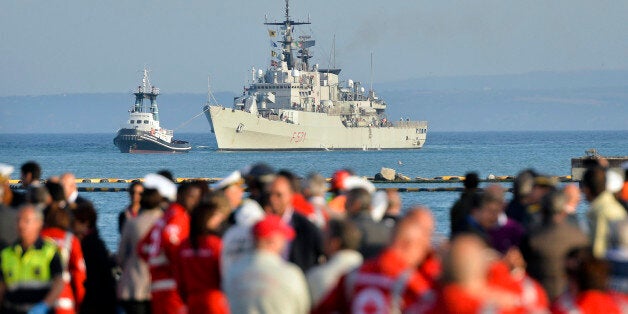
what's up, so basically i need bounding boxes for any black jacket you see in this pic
[80,231,117,314]
[288,211,324,273]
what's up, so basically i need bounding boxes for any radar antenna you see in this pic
[264,0,310,70]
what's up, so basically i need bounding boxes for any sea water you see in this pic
[1,131,626,251]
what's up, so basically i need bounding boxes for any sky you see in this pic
[2,0,628,97]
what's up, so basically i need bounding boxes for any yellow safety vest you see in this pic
[1,239,58,292]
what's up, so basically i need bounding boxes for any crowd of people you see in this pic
[0,159,628,314]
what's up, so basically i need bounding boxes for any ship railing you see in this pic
[326,108,353,116]
[393,121,428,128]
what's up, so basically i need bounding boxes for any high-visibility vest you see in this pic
[1,239,57,291]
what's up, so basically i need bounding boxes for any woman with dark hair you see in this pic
[72,203,117,314]
[175,195,231,314]
[41,192,86,314]
[118,182,144,234]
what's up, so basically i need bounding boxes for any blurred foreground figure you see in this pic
[41,206,86,313]
[521,190,589,301]
[306,219,363,306]
[224,215,310,314]
[313,212,438,313]
[138,177,198,314]
[429,234,525,314]
[72,203,116,314]
[118,187,165,314]
[0,163,17,248]
[552,247,628,313]
[582,166,626,258]
[0,205,64,314]
[450,172,480,235]
[346,187,391,259]
[118,182,144,234]
[607,220,628,293]
[175,197,230,314]
[267,174,323,272]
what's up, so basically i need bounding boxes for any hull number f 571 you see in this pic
[290,131,306,143]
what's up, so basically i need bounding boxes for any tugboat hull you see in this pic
[113,129,191,154]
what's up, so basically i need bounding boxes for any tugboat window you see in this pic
[137,120,142,124]
[130,120,134,124]
[144,120,149,124]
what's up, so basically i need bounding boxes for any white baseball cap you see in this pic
[144,173,177,202]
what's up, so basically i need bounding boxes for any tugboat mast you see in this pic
[133,68,160,122]
[264,0,310,70]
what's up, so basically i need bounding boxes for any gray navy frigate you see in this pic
[204,0,428,151]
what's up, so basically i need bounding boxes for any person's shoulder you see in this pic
[292,211,319,230]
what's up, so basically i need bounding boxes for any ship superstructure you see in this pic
[204,0,427,150]
[114,69,191,153]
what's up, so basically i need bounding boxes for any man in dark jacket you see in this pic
[72,203,117,314]
[267,173,323,272]
[449,172,480,235]
[521,190,589,301]
[346,188,392,259]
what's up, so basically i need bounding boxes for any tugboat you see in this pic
[113,69,191,153]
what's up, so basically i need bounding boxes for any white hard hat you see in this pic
[607,170,624,194]
[144,173,177,202]
[343,176,376,194]
[211,171,243,190]
[0,163,14,178]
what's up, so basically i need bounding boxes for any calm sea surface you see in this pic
[1,131,626,251]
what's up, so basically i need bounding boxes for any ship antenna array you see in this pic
[141,68,151,93]
[264,0,310,70]
[370,52,373,92]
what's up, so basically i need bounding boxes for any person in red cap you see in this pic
[138,180,203,314]
[174,196,231,314]
[328,169,351,215]
[223,215,310,314]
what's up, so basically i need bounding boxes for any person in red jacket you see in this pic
[427,234,524,314]
[175,195,231,314]
[313,213,437,313]
[552,247,628,314]
[41,189,86,314]
[138,177,202,314]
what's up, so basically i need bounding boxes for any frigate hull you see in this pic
[206,106,427,151]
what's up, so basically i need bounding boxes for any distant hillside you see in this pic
[1,70,627,133]
[0,92,236,134]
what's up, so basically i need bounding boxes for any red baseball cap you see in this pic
[252,215,295,240]
[331,169,351,191]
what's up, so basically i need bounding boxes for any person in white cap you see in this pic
[0,163,17,248]
[607,170,628,211]
[211,170,246,224]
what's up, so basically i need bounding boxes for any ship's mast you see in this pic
[265,0,310,70]
[133,68,160,122]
